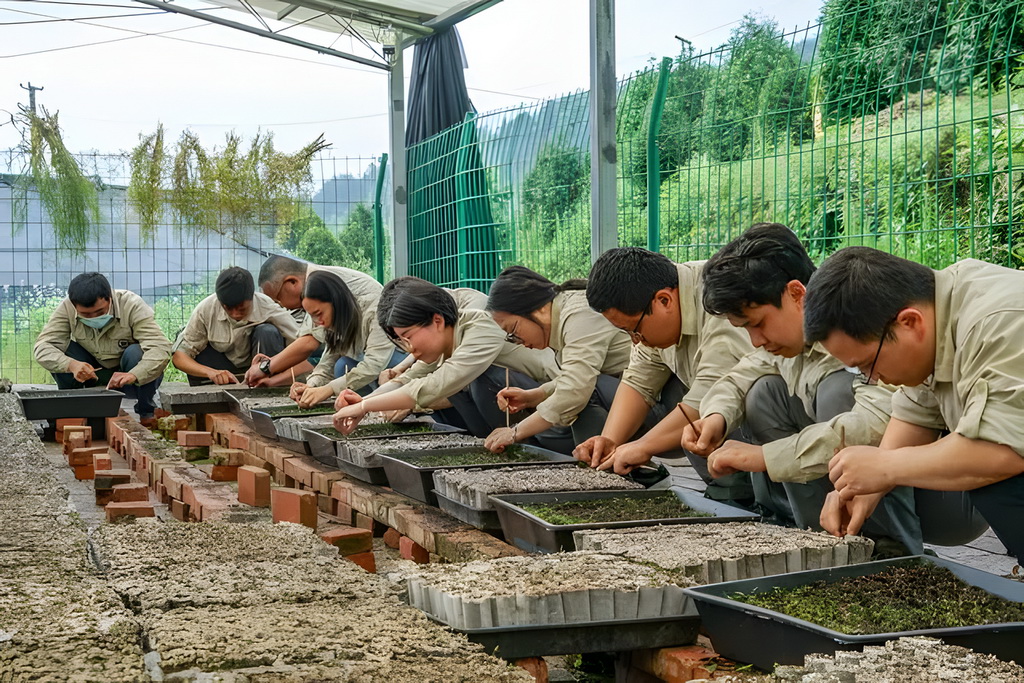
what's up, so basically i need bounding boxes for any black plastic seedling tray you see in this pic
[16,388,125,421]
[336,457,388,485]
[248,404,335,439]
[449,612,700,660]
[303,422,465,468]
[490,487,760,554]
[684,555,1024,670]
[378,446,576,506]
[433,489,502,531]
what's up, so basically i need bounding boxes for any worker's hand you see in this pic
[205,368,240,385]
[573,435,617,468]
[334,388,363,411]
[333,402,366,435]
[106,372,137,390]
[820,490,884,538]
[707,441,766,478]
[68,361,99,383]
[378,367,403,385]
[289,382,307,402]
[682,413,727,456]
[383,408,411,423]
[243,353,272,387]
[484,426,517,453]
[496,386,543,414]
[597,441,653,475]
[297,384,334,409]
[829,445,894,500]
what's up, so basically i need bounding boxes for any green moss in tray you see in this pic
[731,561,1024,634]
[392,446,549,467]
[313,423,435,440]
[226,387,291,399]
[522,492,712,525]
[257,404,335,418]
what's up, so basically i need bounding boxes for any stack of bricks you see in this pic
[62,425,97,480]
[154,414,194,443]
[321,527,376,572]
[177,430,214,462]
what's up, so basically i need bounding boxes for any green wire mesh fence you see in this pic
[406,0,1024,285]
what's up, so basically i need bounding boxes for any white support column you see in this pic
[388,46,409,277]
[589,0,617,262]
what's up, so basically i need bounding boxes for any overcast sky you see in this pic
[1,0,822,163]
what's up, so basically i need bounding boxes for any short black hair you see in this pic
[702,223,816,317]
[486,265,587,318]
[804,247,936,343]
[377,276,458,343]
[302,270,361,353]
[215,267,255,308]
[67,272,112,307]
[586,248,678,315]
[258,254,306,288]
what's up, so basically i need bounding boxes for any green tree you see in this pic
[337,203,375,273]
[521,143,589,242]
[295,226,345,265]
[278,210,325,252]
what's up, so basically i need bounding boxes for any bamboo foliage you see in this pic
[129,129,331,244]
[13,107,101,251]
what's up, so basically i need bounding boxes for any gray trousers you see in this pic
[187,323,287,386]
[746,371,924,554]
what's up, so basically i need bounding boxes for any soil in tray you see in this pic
[227,388,291,399]
[521,492,713,525]
[732,561,1024,634]
[257,405,335,418]
[313,423,435,440]
[392,445,549,467]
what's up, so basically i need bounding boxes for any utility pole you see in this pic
[19,82,44,113]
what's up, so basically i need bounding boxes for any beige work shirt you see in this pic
[892,259,1024,458]
[300,264,392,394]
[393,308,556,411]
[700,344,894,483]
[534,291,632,426]
[620,261,750,410]
[173,292,300,369]
[34,289,171,385]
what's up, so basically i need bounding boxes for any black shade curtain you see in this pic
[406,27,500,291]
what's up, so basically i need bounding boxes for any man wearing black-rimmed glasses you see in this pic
[573,247,752,505]
[805,246,1024,564]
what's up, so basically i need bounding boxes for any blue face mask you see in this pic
[79,314,114,329]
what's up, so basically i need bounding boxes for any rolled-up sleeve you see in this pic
[535,320,616,426]
[699,350,778,431]
[685,315,749,409]
[763,382,894,483]
[33,302,75,373]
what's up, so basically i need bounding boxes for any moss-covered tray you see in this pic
[684,555,1024,669]
[378,446,575,506]
[490,488,758,553]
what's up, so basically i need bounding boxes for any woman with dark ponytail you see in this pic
[331,276,557,438]
[484,265,632,453]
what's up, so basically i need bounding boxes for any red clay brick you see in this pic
[94,469,132,489]
[112,483,149,503]
[228,430,252,452]
[271,487,317,528]
[73,464,95,480]
[334,501,354,525]
[105,501,156,521]
[57,418,88,429]
[210,447,245,467]
[237,465,271,507]
[514,657,549,683]
[63,433,88,456]
[93,454,112,471]
[651,645,718,683]
[177,431,214,447]
[330,480,353,504]
[321,527,373,555]
[383,527,401,549]
[399,535,429,564]
[355,512,387,537]
[68,446,108,466]
[62,425,92,445]
[169,499,190,522]
[345,551,376,573]
[208,465,239,481]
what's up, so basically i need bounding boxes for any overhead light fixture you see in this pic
[380,27,397,64]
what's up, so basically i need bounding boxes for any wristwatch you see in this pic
[259,359,272,376]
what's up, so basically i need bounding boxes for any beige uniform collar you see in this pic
[931,267,955,384]
[548,293,566,352]
[676,262,702,342]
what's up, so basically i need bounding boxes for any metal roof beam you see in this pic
[423,0,500,31]
[132,0,390,69]
[286,0,432,34]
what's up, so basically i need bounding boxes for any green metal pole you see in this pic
[647,56,673,252]
[373,152,389,283]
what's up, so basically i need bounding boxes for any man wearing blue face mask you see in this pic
[34,272,172,422]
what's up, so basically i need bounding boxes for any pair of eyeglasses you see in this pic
[863,318,897,385]
[626,307,648,343]
[390,323,427,352]
[504,321,524,345]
